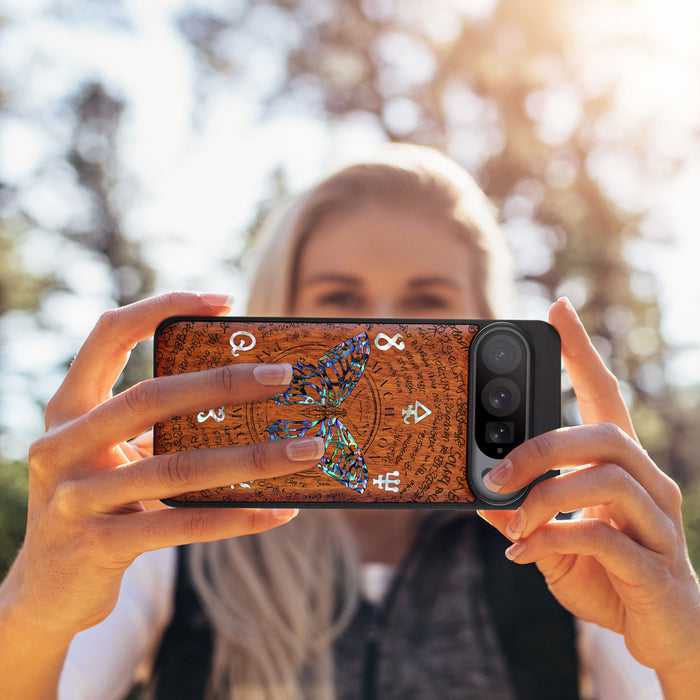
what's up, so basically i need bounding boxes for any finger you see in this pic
[47,292,235,423]
[120,441,144,462]
[483,423,681,515]
[64,362,293,455]
[503,517,663,588]
[119,431,152,462]
[109,506,301,557]
[548,298,636,439]
[476,509,516,540]
[503,464,676,554]
[127,431,153,459]
[86,436,325,507]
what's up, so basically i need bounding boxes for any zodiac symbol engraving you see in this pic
[197,407,226,423]
[373,470,401,492]
[229,330,257,357]
[265,333,371,493]
[402,400,432,425]
[230,480,254,489]
[374,332,405,351]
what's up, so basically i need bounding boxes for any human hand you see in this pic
[2,292,324,641]
[478,298,700,694]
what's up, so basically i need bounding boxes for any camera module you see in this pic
[467,320,559,507]
[470,323,531,463]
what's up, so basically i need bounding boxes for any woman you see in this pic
[0,145,697,699]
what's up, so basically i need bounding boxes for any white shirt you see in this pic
[59,548,176,700]
[59,548,663,700]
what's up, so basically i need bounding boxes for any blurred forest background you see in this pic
[1,0,700,574]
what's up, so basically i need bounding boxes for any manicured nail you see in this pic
[199,293,236,310]
[285,436,325,462]
[273,508,299,521]
[483,460,512,493]
[505,541,527,562]
[254,363,293,386]
[506,509,527,540]
[557,296,578,319]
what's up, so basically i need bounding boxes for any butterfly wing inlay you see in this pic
[266,332,371,492]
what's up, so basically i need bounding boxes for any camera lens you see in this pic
[482,334,523,374]
[481,378,521,417]
[489,387,510,411]
[486,421,514,444]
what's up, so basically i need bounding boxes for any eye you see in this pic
[314,289,366,311]
[402,294,452,312]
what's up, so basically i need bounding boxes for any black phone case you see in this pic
[153,317,560,509]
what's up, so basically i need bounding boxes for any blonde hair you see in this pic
[188,144,514,699]
[189,512,359,700]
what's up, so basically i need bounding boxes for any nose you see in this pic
[365,299,398,318]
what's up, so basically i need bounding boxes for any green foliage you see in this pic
[682,478,700,572]
[0,220,54,316]
[0,460,28,577]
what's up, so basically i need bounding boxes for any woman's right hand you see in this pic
[1,292,323,643]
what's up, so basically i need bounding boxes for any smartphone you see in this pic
[153,317,560,509]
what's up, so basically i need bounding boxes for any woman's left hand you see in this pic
[478,298,700,697]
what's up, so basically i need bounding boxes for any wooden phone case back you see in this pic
[154,318,479,506]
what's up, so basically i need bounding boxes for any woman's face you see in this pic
[293,202,485,318]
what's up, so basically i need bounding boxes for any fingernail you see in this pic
[199,293,236,310]
[557,296,578,319]
[483,460,512,493]
[505,541,527,562]
[506,509,527,540]
[285,436,325,462]
[273,508,299,521]
[254,363,293,386]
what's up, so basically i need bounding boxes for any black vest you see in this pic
[149,514,579,699]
